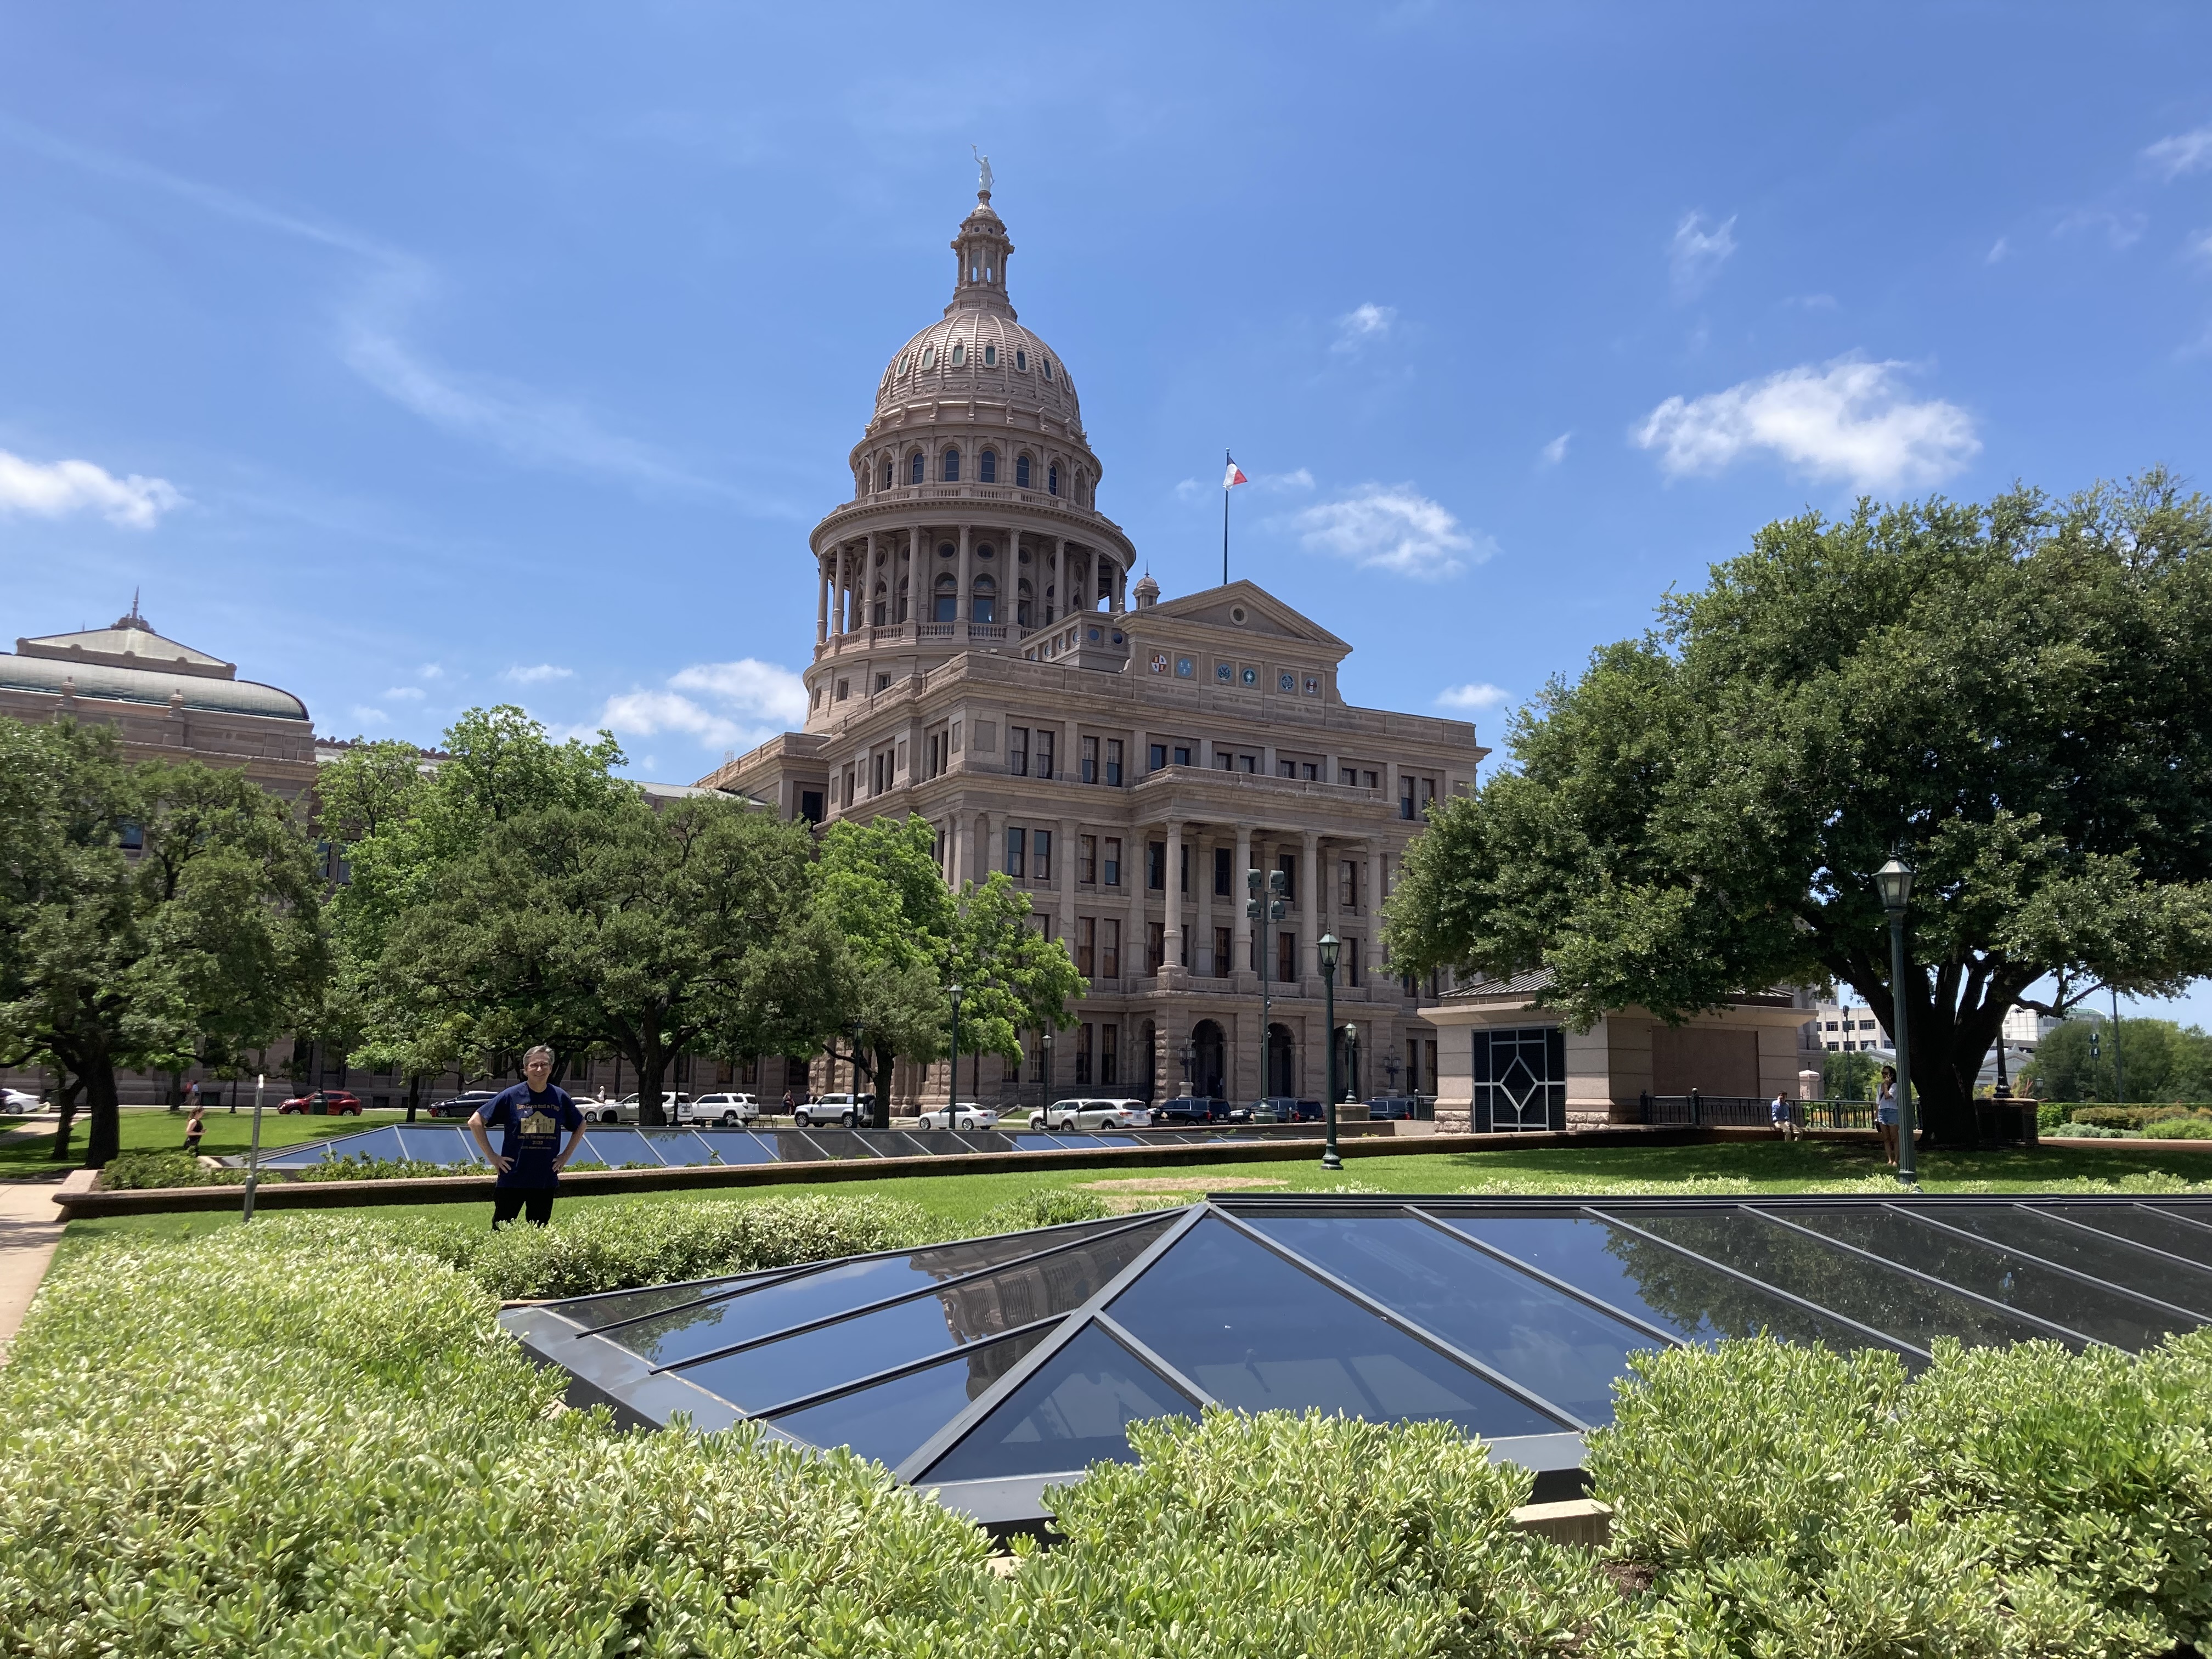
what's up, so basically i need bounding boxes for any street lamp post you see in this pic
[1874,855,1917,1184]
[1318,933,1342,1170]
[947,983,963,1118]
[1181,1035,1195,1096]
[1249,867,1288,1097]
[1342,1024,1360,1106]
[1039,1024,1053,1111]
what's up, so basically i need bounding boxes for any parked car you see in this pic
[915,1102,998,1131]
[1364,1095,1431,1121]
[681,1092,762,1127]
[601,1092,693,1124]
[795,1092,872,1128]
[1029,1097,1152,1132]
[3,1087,48,1113]
[278,1089,362,1116]
[1241,1097,1323,1124]
[1152,1096,1229,1124]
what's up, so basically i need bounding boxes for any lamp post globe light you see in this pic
[1039,1023,1053,1110]
[947,983,963,1117]
[1874,855,1916,1184]
[1318,933,1342,1171]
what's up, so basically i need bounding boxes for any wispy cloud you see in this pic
[594,658,808,754]
[418,663,448,680]
[1635,356,1979,492]
[1785,292,1838,311]
[2186,228,2212,270]
[1669,211,1737,299]
[501,663,575,685]
[2055,207,2147,250]
[0,447,183,529]
[2145,124,2212,182]
[1436,682,1511,713]
[1986,237,2011,265]
[350,705,392,728]
[1540,432,1571,466]
[1288,484,1492,580]
[1175,466,1314,503]
[383,686,426,702]
[1332,302,1398,354]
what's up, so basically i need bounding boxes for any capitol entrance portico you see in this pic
[702,177,1485,1109]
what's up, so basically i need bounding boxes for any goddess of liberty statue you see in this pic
[972,145,992,195]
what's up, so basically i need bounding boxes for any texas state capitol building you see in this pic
[701,184,1486,1109]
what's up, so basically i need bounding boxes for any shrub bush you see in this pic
[972,1187,1115,1235]
[2143,1115,2212,1139]
[98,1149,238,1188]
[2066,1103,2212,1129]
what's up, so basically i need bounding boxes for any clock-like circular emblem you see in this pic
[1240,666,1259,685]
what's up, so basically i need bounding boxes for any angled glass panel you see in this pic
[611,1219,1156,1365]
[1637,1210,2065,1351]
[259,1127,403,1167]
[1107,1216,1561,1437]
[694,1131,778,1166]
[1086,1135,1142,1148]
[1788,1207,2194,1350]
[1248,1214,1665,1424]
[637,1130,720,1166]
[1006,1134,1074,1152]
[579,1128,665,1167]
[552,1269,796,1331]
[395,1125,477,1164]
[1902,1205,2212,1318]
[672,1220,1170,1410]
[2056,1204,2212,1268]
[797,1128,882,1159]
[922,1322,1198,1482]
[770,1326,1053,1470]
[1441,1213,1904,1354]
[961,1131,1015,1153]
[764,1131,830,1161]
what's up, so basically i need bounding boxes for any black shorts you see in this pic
[492,1187,556,1227]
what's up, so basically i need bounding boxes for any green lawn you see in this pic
[0,1107,417,1174]
[56,1135,2211,1253]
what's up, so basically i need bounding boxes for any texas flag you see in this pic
[1223,456,1249,489]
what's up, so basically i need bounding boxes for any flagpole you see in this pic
[1222,448,1231,587]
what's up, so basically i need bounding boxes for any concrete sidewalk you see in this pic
[0,1173,83,1364]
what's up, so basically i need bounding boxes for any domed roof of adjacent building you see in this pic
[871,189,1084,432]
[5,602,309,721]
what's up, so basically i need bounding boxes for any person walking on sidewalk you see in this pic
[469,1045,585,1228]
[1876,1065,1901,1167]
[182,1103,206,1156]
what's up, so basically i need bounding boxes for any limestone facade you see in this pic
[699,188,1487,1107]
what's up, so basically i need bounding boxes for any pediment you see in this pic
[1143,581,1348,652]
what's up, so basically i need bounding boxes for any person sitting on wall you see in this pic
[469,1045,585,1228]
[1769,1091,1799,1142]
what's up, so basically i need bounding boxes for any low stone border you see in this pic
[52,1125,1701,1220]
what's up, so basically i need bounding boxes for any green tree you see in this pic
[1385,472,2212,1146]
[1821,1049,1882,1102]
[2018,1015,2212,1103]
[943,872,1088,1099]
[0,718,327,1166]
[369,794,816,1124]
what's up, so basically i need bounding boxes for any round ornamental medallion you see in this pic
[1151,653,1169,674]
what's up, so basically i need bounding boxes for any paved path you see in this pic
[0,1175,75,1364]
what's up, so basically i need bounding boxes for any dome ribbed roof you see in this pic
[874,313,1081,427]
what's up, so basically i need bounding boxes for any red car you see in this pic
[278,1089,363,1115]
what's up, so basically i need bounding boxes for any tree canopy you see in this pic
[0,718,326,1165]
[1385,471,2212,1143]
[2021,1017,2212,1104]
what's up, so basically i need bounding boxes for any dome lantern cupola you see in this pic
[948,184,1014,318]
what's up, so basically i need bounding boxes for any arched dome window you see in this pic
[1016,454,1032,489]
[1017,579,1034,628]
[950,342,966,367]
[979,449,997,484]
[933,573,957,624]
[942,448,961,483]
[921,346,936,369]
[872,582,889,627]
[1047,462,1060,497]
[1042,359,1054,383]
[910,452,926,485]
[972,573,997,625]
[983,343,997,367]
[880,459,893,490]
[895,576,910,624]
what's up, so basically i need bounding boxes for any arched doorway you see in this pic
[1138,1020,1157,1102]
[1267,1023,1296,1097]
[1191,1020,1226,1100]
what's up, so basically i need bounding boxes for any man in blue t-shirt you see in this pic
[468,1044,586,1228]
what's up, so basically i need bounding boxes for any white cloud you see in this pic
[351,705,391,727]
[0,447,183,529]
[1634,356,1980,491]
[1289,484,1492,580]
[2187,228,2212,270]
[383,685,426,702]
[1985,237,2011,265]
[2145,125,2212,181]
[1786,292,1838,311]
[1436,682,1511,713]
[419,663,447,680]
[1332,302,1397,353]
[1541,432,1571,466]
[1669,211,1737,298]
[594,658,809,755]
[1176,466,1314,503]
[2055,207,2146,250]
[502,663,575,684]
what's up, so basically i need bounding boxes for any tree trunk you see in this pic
[405,1071,422,1123]
[47,1073,82,1163]
[636,1036,669,1126]
[82,1054,122,1169]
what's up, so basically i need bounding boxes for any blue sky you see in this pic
[3,3,2210,1022]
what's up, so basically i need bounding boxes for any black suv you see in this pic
[1152,1096,1230,1124]
[426,1091,499,1120]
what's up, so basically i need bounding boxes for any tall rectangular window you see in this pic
[1278,851,1297,895]
[1103,837,1122,887]
[1148,742,1166,772]
[1340,860,1359,907]
[1076,916,1096,976]
[1075,1024,1093,1085]
[1105,739,1124,786]
[1081,735,1098,784]
[1173,745,1192,766]
[1101,918,1121,978]
[1035,729,1055,781]
[1147,922,1165,974]
[1147,841,1165,890]
[1100,1023,1119,1085]
[1005,827,1026,877]
[1278,931,1296,985]
[1008,727,1029,777]
[1214,847,1232,896]
[1214,927,1232,978]
[1078,834,1096,884]
[1347,936,1363,986]
[1032,828,1052,882]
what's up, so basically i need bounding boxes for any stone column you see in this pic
[864,531,879,627]
[978,809,996,874]
[1128,822,1148,983]
[1233,822,1254,977]
[1367,838,1385,924]
[958,525,973,627]
[816,555,830,644]
[1059,815,1078,946]
[1163,821,1184,974]
[1301,831,1321,989]
[1195,827,1215,975]
[954,810,975,887]
[1111,561,1126,613]
[1052,537,1065,624]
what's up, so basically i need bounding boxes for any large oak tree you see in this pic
[1385,472,2212,1144]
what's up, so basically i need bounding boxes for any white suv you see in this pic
[794,1093,871,1128]
[680,1092,762,1127]
[1030,1098,1151,1132]
[916,1102,999,1131]
[590,1092,692,1124]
